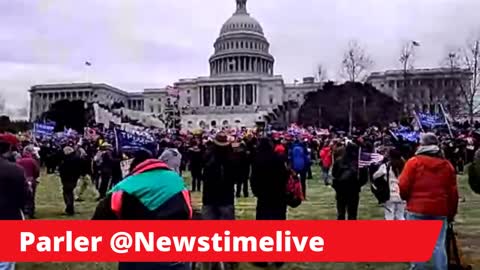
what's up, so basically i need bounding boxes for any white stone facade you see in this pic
[366,68,472,115]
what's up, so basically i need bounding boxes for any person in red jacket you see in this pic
[16,145,40,219]
[399,133,458,270]
[319,142,333,185]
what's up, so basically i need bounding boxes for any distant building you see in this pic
[29,0,321,128]
[367,68,472,116]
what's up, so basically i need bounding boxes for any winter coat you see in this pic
[319,146,333,169]
[17,156,40,181]
[290,143,310,173]
[202,145,235,206]
[92,159,191,220]
[231,144,250,182]
[59,153,82,181]
[0,158,27,220]
[92,159,191,270]
[250,151,289,205]
[399,149,458,219]
[188,146,204,175]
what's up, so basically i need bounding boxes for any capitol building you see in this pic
[29,0,321,129]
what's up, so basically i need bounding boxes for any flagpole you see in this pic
[413,110,425,133]
[349,97,353,136]
[440,104,453,138]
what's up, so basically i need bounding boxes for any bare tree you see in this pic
[446,38,480,124]
[316,64,328,82]
[398,41,420,106]
[340,40,373,82]
[399,41,420,73]
[0,93,5,114]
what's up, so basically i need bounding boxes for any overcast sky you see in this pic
[1,0,480,112]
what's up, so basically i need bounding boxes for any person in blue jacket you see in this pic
[289,139,311,198]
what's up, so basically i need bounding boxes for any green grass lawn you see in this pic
[18,167,480,270]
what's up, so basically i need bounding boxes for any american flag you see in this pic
[166,85,179,96]
[358,151,384,168]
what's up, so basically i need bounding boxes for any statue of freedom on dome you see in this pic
[236,0,247,13]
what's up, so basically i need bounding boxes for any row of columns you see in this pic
[128,99,144,111]
[37,90,93,101]
[211,56,273,75]
[199,84,258,107]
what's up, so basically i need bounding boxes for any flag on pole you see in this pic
[85,61,92,66]
[359,151,384,168]
[412,41,420,46]
[166,86,179,97]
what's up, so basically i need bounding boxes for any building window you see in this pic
[240,41,243,48]
[203,86,211,106]
[222,120,229,127]
[199,121,206,129]
[187,97,191,105]
[215,86,223,106]
[157,105,162,112]
[269,95,274,104]
[225,85,232,106]
[187,90,191,94]
[150,106,154,113]
[158,98,161,102]
[211,120,217,128]
[233,85,241,106]
[246,84,253,105]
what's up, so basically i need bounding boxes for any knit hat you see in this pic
[63,146,75,155]
[419,133,439,146]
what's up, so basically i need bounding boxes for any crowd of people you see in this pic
[0,122,479,270]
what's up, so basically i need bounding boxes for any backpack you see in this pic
[371,164,391,204]
[468,162,480,194]
[286,170,304,208]
[446,223,472,270]
[291,145,306,172]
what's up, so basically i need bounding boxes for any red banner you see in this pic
[0,220,440,262]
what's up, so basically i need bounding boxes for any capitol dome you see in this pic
[209,0,274,77]
[220,11,264,36]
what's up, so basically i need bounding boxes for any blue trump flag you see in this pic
[114,128,157,155]
[33,122,55,137]
[416,112,447,129]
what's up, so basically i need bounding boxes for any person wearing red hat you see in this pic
[0,135,28,270]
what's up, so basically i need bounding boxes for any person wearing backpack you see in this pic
[468,149,480,195]
[290,139,310,198]
[331,142,367,220]
[372,149,406,220]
